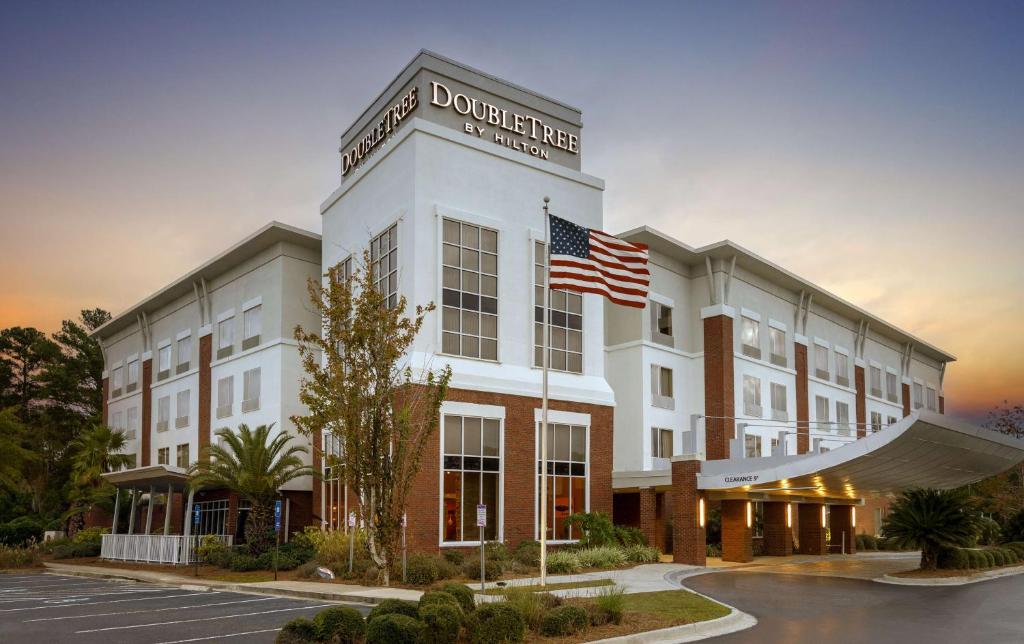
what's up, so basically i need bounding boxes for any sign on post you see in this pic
[193,505,200,526]
[348,512,357,528]
[476,504,487,527]
[274,500,283,532]
[477,504,487,591]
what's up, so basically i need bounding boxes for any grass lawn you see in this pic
[477,578,614,595]
[620,589,731,623]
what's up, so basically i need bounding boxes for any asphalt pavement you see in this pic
[684,569,1024,644]
[0,572,367,643]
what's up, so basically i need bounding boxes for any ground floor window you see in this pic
[322,431,350,532]
[194,499,229,536]
[537,422,587,541]
[442,414,501,542]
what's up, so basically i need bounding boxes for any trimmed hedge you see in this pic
[419,591,463,616]
[439,583,476,614]
[366,613,424,644]
[419,602,462,644]
[540,605,589,636]
[275,617,318,644]
[467,602,526,644]
[462,557,502,580]
[313,606,365,643]
[368,598,420,622]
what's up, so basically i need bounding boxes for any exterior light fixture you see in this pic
[852,507,856,526]
[698,498,705,528]
[786,503,793,528]
[821,505,827,528]
[746,501,753,528]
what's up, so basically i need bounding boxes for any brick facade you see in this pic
[403,386,613,555]
[762,501,793,556]
[671,458,705,565]
[638,488,658,549]
[829,505,856,554]
[798,503,826,555]
[721,500,753,563]
[198,332,212,460]
[795,340,810,454]
[703,314,734,461]
[854,364,867,439]
[141,357,153,466]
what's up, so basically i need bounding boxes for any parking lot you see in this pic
[0,572,365,643]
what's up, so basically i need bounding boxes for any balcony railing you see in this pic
[101,533,232,565]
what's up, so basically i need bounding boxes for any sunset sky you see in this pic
[1,1,1021,422]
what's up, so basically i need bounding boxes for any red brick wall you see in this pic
[829,505,856,554]
[939,395,945,414]
[763,501,793,556]
[703,314,734,461]
[282,490,313,538]
[798,503,826,554]
[671,458,705,565]
[638,488,657,548]
[854,364,867,438]
[101,377,109,426]
[141,358,152,466]
[902,382,911,417]
[613,492,640,528]
[198,333,212,460]
[404,387,613,555]
[721,500,753,563]
[795,341,809,454]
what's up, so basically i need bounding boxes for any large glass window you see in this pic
[176,389,190,428]
[836,401,850,435]
[322,431,350,532]
[441,219,498,360]
[176,443,190,468]
[242,368,261,412]
[538,422,587,541]
[243,305,262,349]
[913,382,924,409]
[534,241,583,373]
[770,382,787,421]
[125,406,138,441]
[217,376,233,419]
[193,499,229,536]
[769,327,786,366]
[886,371,899,403]
[217,317,234,359]
[371,224,398,308]
[926,387,937,411]
[442,415,501,542]
[744,432,762,458]
[815,395,830,427]
[835,352,849,386]
[157,447,169,465]
[651,427,673,458]
[743,375,762,417]
[814,345,829,380]
[741,317,760,359]
[177,335,191,372]
[111,366,123,396]
[158,345,172,377]
[127,359,139,391]
[157,395,170,432]
[870,366,883,397]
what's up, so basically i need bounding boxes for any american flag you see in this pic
[548,215,650,308]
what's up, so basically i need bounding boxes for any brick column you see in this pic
[829,505,856,554]
[639,488,658,549]
[798,503,826,555]
[198,327,212,461]
[854,360,867,438]
[939,396,945,414]
[141,353,153,467]
[312,441,323,527]
[702,306,735,461]
[795,336,810,454]
[101,375,110,426]
[763,501,793,556]
[671,457,705,566]
[901,381,911,417]
[721,500,753,562]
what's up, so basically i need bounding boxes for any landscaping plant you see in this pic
[882,488,981,570]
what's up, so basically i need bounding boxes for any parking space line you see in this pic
[0,591,218,612]
[25,597,275,621]
[75,604,333,633]
[152,628,282,643]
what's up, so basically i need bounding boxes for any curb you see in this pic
[876,564,1024,587]
[587,609,757,644]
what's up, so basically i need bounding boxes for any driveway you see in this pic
[0,572,367,643]
[683,568,1024,643]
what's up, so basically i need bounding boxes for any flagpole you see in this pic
[540,196,551,587]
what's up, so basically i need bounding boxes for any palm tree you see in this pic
[189,423,314,554]
[65,423,134,532]
[882,488,980,570]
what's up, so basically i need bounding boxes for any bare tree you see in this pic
[292,251,450,584]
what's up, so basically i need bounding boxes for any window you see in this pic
[886,371,899,403]
[926,387,937,411]
[157,396,170,432]
[770,382,787,421]
[835,352,849,387]
[651,427,674,459]
[442,415,501,542]
[814,345,829,380]
[111,410,124,432]
[441,219,498,361]
[176,443,190,468]
[217,376,234,419]
[870,366,883,398]
[157,447,170,465]
[122,454,137,470]
[534,241,583,373]
[744,432,762,458]
[913,382,924,409]
[126,406,138,441]
[243,305,261,350]
[158,345,171,379]
[175,389,190,428]
[126,359,139,392]
[836,401,850,435]
[371,223,398,308]
[770,437,781,456]
[741,317,760,359]
[743,375,762,417]
[242,368,261,412]
[887,415,898,427]
[217,317,234,359]
[769,327,786,367]
[815,395,829,429]
[176,335,191,373]
[111,366,123,397]
[193,499,229,536]
[651,365,674,409]
[651,301,673,347]
[538,423,587,541]
[870,411,883,433]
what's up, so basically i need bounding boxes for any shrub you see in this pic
[0,516,45,546]
[53,526,107,559]
[501,587,548,631]
[366,613,424,644]
[229,553,259,572]
[937,547,968,570]
[566,512,617,547]
[881,488,980,570]
[362,566,380,585]
[706,543,722,557]
[420,590,463,615]
[198,535,232,567]
[591,586,625,625]
[466,602,526,644]
[255,549,300,571]
[1004,542,1024,559]
[615,525,647,547]
[967,549,989,569]
[279,539,316,565]
[977,516,1002,546]
[622,544,660,563]
[276,617,318,643]
[0,543,42,569]
[546,550,581,574]
[406,553,442,586]
[577,546,627,569]
[856,534,879,551]
[462,556,502,580]
[991,549,1006,567]
[295,561,320,579]
[368,598,420,622]
[314,606,366,643]
[439,583,476,614]
[485,541,510,563]
[982,550,997,568]
[419,602,462,644]
[442,549,464,567]
[512,540,540,568]
[540,604,589,636]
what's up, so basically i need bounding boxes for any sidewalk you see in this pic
[43,562,421,604]
[477,563,704,599]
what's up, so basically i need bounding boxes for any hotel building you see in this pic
[94,51,1023,563]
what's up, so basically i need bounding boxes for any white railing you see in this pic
[101,534,233,565]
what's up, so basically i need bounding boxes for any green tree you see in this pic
[188,424,314,554]
[882,488,980,570]
[65,423,133,533]
[293,253,450,585]
[0,326,59,417]
[0,408,35,493]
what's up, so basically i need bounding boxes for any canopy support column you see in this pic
[127,488,138,535]
[163,484,173,535]
[144,485,155,534]
[111,488,121,535]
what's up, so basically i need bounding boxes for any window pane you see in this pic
[462,224,479,248]
[480,228,497,252]
[554,476,571,539]
[463,417,482,455]
[443,219,460,244]
[482,419,500,457]
[444,416,462,454]
[555,425,570,461]
[462,472,481,540]
[443,472,461,542]
[482,473,498,540]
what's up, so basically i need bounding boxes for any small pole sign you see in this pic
[477,504,487,592]
[192,505,200,576]
[273,500,282,580]
[347,512,356,573]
